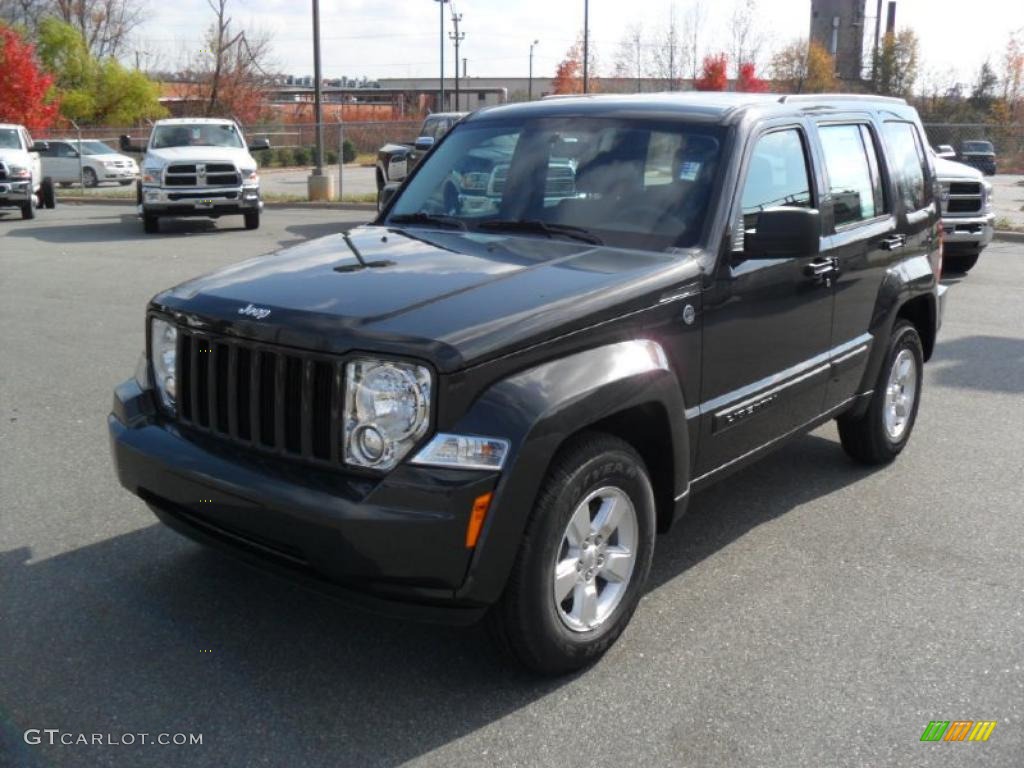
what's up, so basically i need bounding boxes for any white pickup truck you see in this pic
[933,153,995,274]
[0,123,57,220]
[122,118,269,234]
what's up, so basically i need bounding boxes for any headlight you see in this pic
[7,165,30,179]
[103,160,117,167]
[411,433,510,470]
[343,359,431,471]
[142,167,161,184]
[150,318,177,410]
[241,167,258,183]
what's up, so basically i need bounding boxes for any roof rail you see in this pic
[778,93,907,105]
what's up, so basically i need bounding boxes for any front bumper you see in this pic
[941,212,995,250]
[0,180,32,205]
[141,184,262,215]
[109,378,497,623]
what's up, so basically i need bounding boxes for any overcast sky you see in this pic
[133,0,1024,89]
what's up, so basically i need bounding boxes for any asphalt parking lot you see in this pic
[1,204,1022,768]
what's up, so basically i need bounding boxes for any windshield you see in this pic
[387,117,726,251]
[0,128,21,150]
[962,141,993,153]
[151,123,243,149]
[75,140,116,155]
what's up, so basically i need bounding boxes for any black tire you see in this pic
[837,320,924,465]
[119,180,133,186]
[143,212,159,234]
[488,433,656,675]
[244,210,260,230]
[135,181,143,206]
[83,167,98,188]
[944,252,979,274]
[41,177,56,209]
[21,200,35,220]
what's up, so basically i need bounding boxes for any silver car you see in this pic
[41,139,138,187]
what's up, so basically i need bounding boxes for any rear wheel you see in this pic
[944,251,979,274]
[838,320,924,465]
[41,177,56,209]
[244,210,260,230]
[143,212,159,234]
[488,434,656,675]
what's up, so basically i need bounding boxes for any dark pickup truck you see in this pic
[375,112,465,207]
[110,93,946,675]
[958,140,997,176]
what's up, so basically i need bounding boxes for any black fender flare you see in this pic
[450,339,689,605]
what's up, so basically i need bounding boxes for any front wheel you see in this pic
[945,251,979,274]
[21,199,36,220]
[244,210,260,230]
[143,212,159,234]
[83,167,98,188]
[41,177,56,209]
[488,434,656,675]
[838,320,924,464]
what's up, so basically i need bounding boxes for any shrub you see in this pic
[342,139,357,164]
[272,147,293,167]
[291,146,311,166]
[325,148,338,165]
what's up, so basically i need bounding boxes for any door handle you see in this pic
[881,234,906,250]
[804,257,837,277]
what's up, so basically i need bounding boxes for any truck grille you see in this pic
[176,329,341,464]
[940,180,982,215]
[164,163,241,188]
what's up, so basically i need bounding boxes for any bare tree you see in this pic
[649,5,688,90]
[52,0,145,58]
[684,0,707,79]
[0,0,43,29]
[729,0,764,77]
[613,23,646,92]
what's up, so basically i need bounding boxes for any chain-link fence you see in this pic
[923,124,1024,174]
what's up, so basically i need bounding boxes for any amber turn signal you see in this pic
[465,492,493,548]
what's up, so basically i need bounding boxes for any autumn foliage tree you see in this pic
[736,61,767,92]
[694,53,728,91]
[0,23,60,130]
[770,39,837,93]
[552,33,598,95]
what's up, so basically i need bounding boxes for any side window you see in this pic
[883,121,929,212]
[818,123,886,226]
[40,141,60,158]
[740,129,812,231]
[22,130,34,150]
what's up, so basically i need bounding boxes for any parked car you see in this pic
[958,140,997,175]
[120,118,270,234]
[933,152,994,273]
[376,112,465,207]
[933,144,956,160]
[41,139,138,187]
[0,123,56,219]
[110,93,946,675]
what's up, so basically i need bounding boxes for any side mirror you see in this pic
[414,135,435,152]
[30,141,49,153]
[743,207,821,259]
[378,181,401,211]
[248,138,271,152]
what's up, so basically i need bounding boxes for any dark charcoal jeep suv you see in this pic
[110,93,947,674]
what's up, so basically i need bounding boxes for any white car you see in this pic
[0,123,56,220]
[41,139,138,187]
[123,118,269,234]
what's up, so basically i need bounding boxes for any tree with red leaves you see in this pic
[736,61,768,92]
[0,24,60,131]
[552,42,583,94]
[694,53,728,91]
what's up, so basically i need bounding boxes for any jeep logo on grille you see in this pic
[238,303,271,320]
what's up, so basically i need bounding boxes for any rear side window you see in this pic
[740,129,813,230]
[818,124,886,226]
[883,122,930,212]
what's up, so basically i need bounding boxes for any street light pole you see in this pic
[449,12,464,112]
[312,0,324,175]
[435,0,448,111]
[582,0,589,94]
[529,39,538,100]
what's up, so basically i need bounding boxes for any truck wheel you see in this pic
[135,182,143,206]
[488,433,656,675]
[945,252,979,274]
[143,212,159,234]
[21,200,36,220]
[244,211,260,230]
[837,320,924,465]
[83,167,98,188]
[41,177,57,209]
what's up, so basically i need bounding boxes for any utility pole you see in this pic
[529,40,539,100]
[449,11,464,112]
[307,0,333,200]
[582,0,590,93]
[872,0,883,83]
[435,0,448,111]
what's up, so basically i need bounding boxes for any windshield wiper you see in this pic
[475,219,603,245]
[388,212,468,231]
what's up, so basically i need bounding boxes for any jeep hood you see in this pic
[152,225,699,372]
[144,146,254,167]
[933,156,984,180]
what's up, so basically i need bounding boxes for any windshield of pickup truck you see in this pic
[0,128,21,149]
[387,117,726,251]
[151,123,244,149]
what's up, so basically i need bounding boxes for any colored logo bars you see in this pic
[920,720,997,742]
